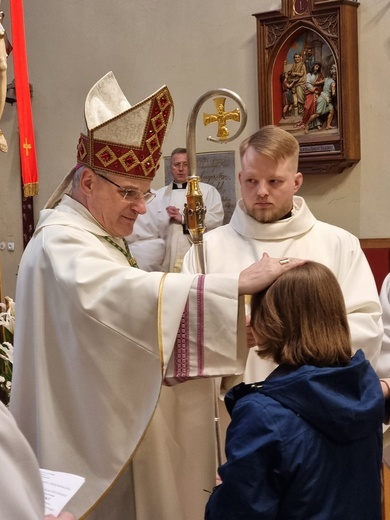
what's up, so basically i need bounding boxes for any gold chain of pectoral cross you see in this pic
[103,237,139,268]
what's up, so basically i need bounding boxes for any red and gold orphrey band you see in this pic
[76,86,173,180]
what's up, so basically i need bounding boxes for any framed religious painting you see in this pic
[253,0,360,174]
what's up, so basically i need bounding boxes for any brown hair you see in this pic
[250,261,352,367]
[240,125,299,171]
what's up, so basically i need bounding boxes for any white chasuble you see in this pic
[10,196,246,519]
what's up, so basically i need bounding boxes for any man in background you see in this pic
[128,147,224,271]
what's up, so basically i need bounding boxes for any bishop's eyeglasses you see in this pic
[95,172,155,204]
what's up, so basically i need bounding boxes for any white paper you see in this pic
[40,468,85,516]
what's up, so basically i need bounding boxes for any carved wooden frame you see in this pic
[253,0,360,174]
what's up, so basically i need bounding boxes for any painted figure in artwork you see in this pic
[280,71,294,119]
[304,67,337,134]
[294,62,325,130]
[287,53,306,116]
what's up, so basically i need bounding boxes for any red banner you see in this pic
[9,0,38,197]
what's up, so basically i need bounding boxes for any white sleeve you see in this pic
[0,403,45,519]
[163,274,247,385]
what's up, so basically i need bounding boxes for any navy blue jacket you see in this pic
[205,350,384,519]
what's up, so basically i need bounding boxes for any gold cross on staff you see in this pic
[23,138,32,156]
[203,97,241,140]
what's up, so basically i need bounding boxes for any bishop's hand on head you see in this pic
[238,252,306,296]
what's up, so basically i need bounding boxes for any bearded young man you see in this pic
[183,125,384,383]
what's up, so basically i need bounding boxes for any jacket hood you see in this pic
[226,350,384,444]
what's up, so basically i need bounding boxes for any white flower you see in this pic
[0,297,14,405]
[0,342,13,364]
[0,297,15,335]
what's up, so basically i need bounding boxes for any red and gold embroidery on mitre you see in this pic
[76,71,174,180]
